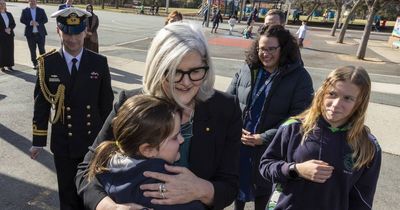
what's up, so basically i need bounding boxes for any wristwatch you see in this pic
[288,163,299,179]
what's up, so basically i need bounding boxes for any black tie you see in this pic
[70,58,78,85]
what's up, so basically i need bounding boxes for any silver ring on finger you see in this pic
[160,191,166,199]
[161,183,167,193]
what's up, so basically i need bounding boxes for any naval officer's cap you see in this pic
[51,7,92,35]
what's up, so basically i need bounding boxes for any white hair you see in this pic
[142,22,215,107]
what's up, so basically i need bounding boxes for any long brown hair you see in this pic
[87,95,181,181]
[295,66,374,169]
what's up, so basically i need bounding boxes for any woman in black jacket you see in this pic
[0,0,16,72]
[227,24,314,210]
[76,22,242,210]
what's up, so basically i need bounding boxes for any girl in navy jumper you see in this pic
[87,95,204,210]
[260,66,381,210]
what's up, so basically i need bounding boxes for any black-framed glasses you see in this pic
[166,66,209,83]
[257,46,280,54]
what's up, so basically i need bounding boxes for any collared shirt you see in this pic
[63,47,83,74]
[29,7,38,33]
[1,12,9,28]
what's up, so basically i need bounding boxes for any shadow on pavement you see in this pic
[2,68,37,84]
[303,47,351,56]
[110,67,142,85]
[0,123,55,173]
[0,173,58,210]
[0,94,6,101]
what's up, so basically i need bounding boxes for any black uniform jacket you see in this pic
[32,49,114,158]
[76,89,242,210]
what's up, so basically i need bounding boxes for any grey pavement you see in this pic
[1,2,400,210]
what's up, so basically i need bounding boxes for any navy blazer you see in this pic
[0,12,16,37]
[76,89,242,210]
[20,6,48,37]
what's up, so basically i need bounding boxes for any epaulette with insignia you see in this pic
[37,49,65,124]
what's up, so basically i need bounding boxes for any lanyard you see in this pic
[249,68,278,110]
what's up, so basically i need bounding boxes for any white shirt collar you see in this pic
[63,47,83,72]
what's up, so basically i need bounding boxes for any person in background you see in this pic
[258,9,285,34]
[58,0,73,10]
[84,4,99,53]
[260,66,381,210]
[202,6,208,26]
[0,0,16,72]
[296,20,307,48]
[76,22,242,210]
[210,10,222,33]
[30,7,113,210]
[227,24,313,210]
[228,15,237,35]
[155,1,159,15]
[165,10,182,25]
[242,25,253,39]
[88,95,205,210]
[20,0,48,70]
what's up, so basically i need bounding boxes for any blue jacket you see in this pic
[20,6,48,37]
[259,118,382,210]
[97,158,205,210]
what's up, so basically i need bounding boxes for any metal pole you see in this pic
[285,3,291,25]
[166,0,169,14]
[206,0,212,27]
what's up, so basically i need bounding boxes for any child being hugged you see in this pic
[87,95,205,210]
[259,66,381,210]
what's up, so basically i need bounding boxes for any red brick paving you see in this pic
[208,37,253,49]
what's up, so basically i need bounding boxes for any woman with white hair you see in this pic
[76,22,242,210]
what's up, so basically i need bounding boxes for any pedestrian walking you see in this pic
[30,7,113,210]
[259,66,381,210]
[211,10,222,33]
[84,4,99,53]
[296,21,307,48]
[228,15,237,35]
[20,0,48,70]
[0,0,16,72]
[88,95,205,209]
[202,6,208,26]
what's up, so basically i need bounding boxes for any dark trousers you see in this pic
[54,156,84,210]
[26,33,46,66]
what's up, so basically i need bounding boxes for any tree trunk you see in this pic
[101,0,105,9]
[116,0,119,9]
[356,4,377,59]
[306,2,320,22]
[337,0,363,43]
[330,5,342,36]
